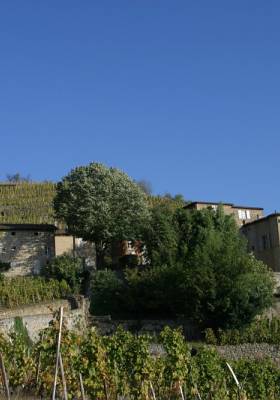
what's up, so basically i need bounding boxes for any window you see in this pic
[45,246,50,256]
[0,211,4,217]
[11,232,16,236]
[238,210,246,220]
[34,232,39,236]
[127,241,136,255]
[238,209,251,220]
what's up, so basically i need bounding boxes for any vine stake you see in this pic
[59,353,68,400]
[149,381,156,400]
[79,373,86,400]
[0,353,10,400]
[52,306,64,400]
[179,384,185,400]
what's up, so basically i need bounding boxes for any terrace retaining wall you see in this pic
[215,343,280,365]
[0,297,88,341]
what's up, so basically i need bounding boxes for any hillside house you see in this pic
[185,201,264,227]
[241,213,280,273]
[0,183,95,275]
[1,181,280,277]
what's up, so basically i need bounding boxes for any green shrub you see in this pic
[42,254,84,293]
[205,328,218,345]
[91,209,274,329]
[119,254,139,269]
[233,359,280,399]
[142,206,275,329]
[192,347,229,399]
[90,269,124,316]
[13,316,32,347]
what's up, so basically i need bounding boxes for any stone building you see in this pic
[0,224,95,276]
[241,213,280,272]
[185,201,264,227]
[0,224,56,276]
[0,182,96,276]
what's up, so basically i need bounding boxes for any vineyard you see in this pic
[0,276,71,308]
[205,318,280,345]
[1,318,280,400]
[0,183,185,226]
[0,183,56,224]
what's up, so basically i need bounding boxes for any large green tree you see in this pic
[92,206,275,328]
[54,162,150,269]
[172,206,275,328]
[143,202,180,266]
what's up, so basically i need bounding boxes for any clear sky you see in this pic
[1,1,280,213]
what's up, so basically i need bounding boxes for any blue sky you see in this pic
[0,1,280,213]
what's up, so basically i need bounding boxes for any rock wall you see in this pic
[215,343,280,365]
[91,317,280,365]
[0,297,88,341]
[1,304,280,366]
[90,316,201,340]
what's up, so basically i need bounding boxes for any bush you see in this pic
[14,316,32,347]
[90,269,124,316]
[90,265,185,318]
[138,207,275,328]
[91,208,274,328]
[205,328,218,345]
[42,254,84,293]
[119,254,139,269]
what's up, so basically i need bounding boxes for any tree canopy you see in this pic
[91,206,275,329]
[54,162,150,268]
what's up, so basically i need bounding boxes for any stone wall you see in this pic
[0,228,55,276]
[90,316,201,340]
[1,304,279,366]
[0,297,88,341]
[90,317,280,365]
[216,343,280,366]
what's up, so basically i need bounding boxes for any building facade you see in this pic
[0,183,96,276]
[185,201,264,227]
[0,224,56,276]
[0,224,96,276]
[241,213,280,272]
